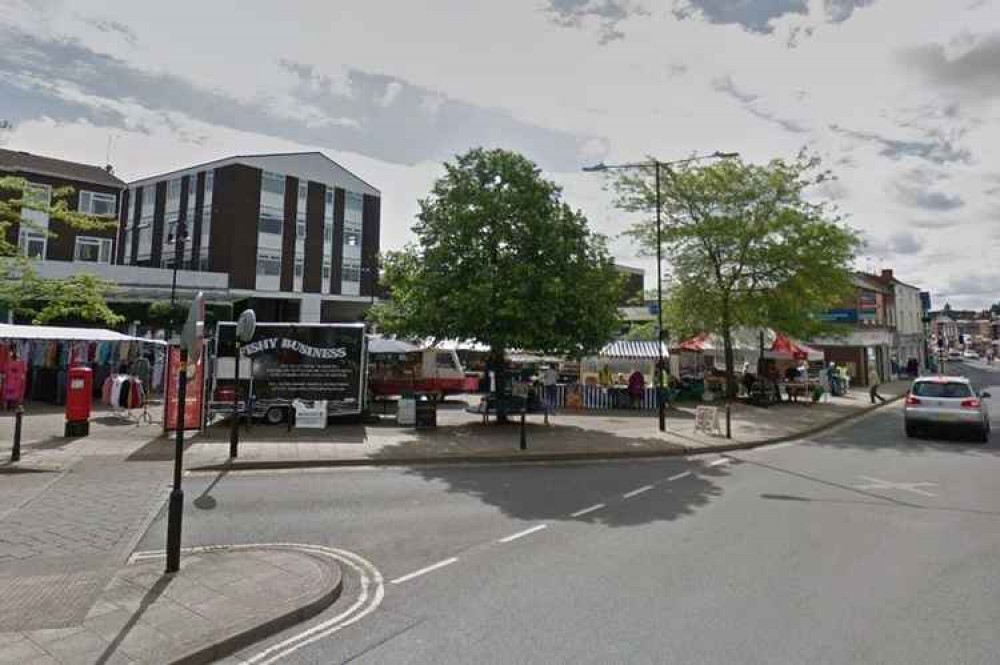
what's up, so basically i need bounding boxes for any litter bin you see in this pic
[415,396,437,428]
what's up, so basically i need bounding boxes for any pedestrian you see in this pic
[542,364,559,409]
[869,372,886,405]
[627,369,645,410]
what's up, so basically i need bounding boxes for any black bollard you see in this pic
[165,348,188,574]
[11,403,23,463]
[229,341,240,458]
[520,407,527,450]
[726,404,732,439]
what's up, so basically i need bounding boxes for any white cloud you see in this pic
[1,0,999,308]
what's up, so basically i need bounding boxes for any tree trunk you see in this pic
[722,326,737,400]
[491,346,509,424]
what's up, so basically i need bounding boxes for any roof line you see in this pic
[127,151,380,193]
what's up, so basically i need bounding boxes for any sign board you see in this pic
[180,292,205,358]
[858,289,877,322]
[164,345,204,431]
[694,406,723,435]
[817,308,858,323]
[216,322,367,416]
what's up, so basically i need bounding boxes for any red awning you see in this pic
[767,333,824,361]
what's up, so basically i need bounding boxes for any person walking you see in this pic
[627,369,645,410]
[869,372,887,404]
[542,364,559,410]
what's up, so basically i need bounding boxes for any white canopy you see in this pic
[0,324,167,345]
[368,337,422,354]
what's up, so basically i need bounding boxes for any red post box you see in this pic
[65,365,93,437]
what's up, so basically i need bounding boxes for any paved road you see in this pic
[139,360,1000,664]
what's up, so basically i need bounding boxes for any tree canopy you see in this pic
[0,176,122,325]
[613,151,861,394]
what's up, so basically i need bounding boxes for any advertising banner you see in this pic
[817,308,858,323]
[217,323,366,415]
[858,289,877,322]
[164,343,204,431]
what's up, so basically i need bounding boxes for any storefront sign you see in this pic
[859,290,878,322]
[817,308,858,323]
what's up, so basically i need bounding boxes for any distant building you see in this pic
[876,269,926,373]
[0,148,124,266]
[615,264,645,306]
[810,271,896,386]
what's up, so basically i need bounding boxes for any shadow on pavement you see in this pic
[393,456,735,528]
[94,574,173,665]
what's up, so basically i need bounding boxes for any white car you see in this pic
[904,376,991,442]
[963,350,979,359]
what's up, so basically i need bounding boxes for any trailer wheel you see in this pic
[264,406,286,425]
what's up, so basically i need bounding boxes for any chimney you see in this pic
[105,164,115,174]
[880,268,893,282]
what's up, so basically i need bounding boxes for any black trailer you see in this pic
[209,322,368,424]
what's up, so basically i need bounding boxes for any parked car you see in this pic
[947,349,962,359]
[904,376,991,442]
[963,350,979,359]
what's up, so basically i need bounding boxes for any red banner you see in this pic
[164,343,204,431]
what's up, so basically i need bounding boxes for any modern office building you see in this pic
[118,152,381,322]
[0,148,123,265]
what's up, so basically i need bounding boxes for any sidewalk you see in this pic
[183,380,910,470]
[0,545,342,664]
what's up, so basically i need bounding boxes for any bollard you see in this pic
[11,403,23,463]
[520,407,527,450]
[725,404,732,439]
[229,341,241,458]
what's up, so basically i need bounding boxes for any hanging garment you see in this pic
[102,375,113,405]
[4,360,27,403]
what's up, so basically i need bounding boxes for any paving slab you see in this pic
[0,546,342,665]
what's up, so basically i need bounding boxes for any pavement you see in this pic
[136,360,1000,664]
[0,545,342,665]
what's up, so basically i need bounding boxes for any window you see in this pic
[912,382,973,398]
[345,191,363,221]
[342,258,361,283]
[258,210,283,235]
[79,191,117,217]
[74,236,112,263]
[18,231,46,259]
[255,252,281,276]
[294,258,304,277]
[297,220,306,239]
[323,261,331,280]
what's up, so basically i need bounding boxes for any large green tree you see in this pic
[0,175,122,325]
[372,148,622,420]
[613,151,862,397]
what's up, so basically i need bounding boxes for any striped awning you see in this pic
[598,340,669,359]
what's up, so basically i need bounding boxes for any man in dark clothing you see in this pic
[869,377,887,404]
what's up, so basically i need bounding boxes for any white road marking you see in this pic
[708,458,730,467]
[390,557,459,585]
[763,442,798,451]
[570,503,606,517]
[499,524,548,543]
[131,543,384,665]
[853,475,938,497]
[623,485,654,499]
[667,471,692,481]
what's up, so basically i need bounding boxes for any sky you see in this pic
[1,0,998,310]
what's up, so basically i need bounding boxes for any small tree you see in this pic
[372,148,622,421]
[0,176,122,325]
[613,151,861,397]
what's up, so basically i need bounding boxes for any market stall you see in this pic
[573,341,669,410]
[0,324,167,411]
[762,333,826,403]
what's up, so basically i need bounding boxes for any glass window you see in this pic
[344,230,360,247]
[258,209,283,235]
[79,191,117,217]
[912,382,973,398]
[255,252,282,276]
[322,261,331,280]
[345,191,363,221]
[342,258,361,283]
[294,258,304,277]
[262,172,285,196]
[74,236,112,263]
[122,229,132,263]
[18,231,46,259]
[297,220,307,239]
[166,178,182,212]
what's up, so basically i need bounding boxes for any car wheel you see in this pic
[905,422,918,438]
[264,406,285,425]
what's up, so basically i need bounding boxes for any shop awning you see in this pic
[0,324,167,345]
[676,328,773,352]
[598,341,669,359]
[765,333,824,361]
[368,337,422,354]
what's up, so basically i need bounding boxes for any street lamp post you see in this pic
[583,151,739,433]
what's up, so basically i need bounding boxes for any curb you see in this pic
[188,395,904,473]
[138,545,343,665]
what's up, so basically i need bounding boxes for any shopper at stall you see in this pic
[627,369,645,409]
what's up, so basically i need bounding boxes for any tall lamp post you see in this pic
[583,151,739,433]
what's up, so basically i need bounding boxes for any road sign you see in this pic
[180,291,205,358]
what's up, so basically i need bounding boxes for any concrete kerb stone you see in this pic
[189,394,906,473]
[131,545,343,665]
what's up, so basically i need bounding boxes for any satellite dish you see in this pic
[236,309,257,343]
